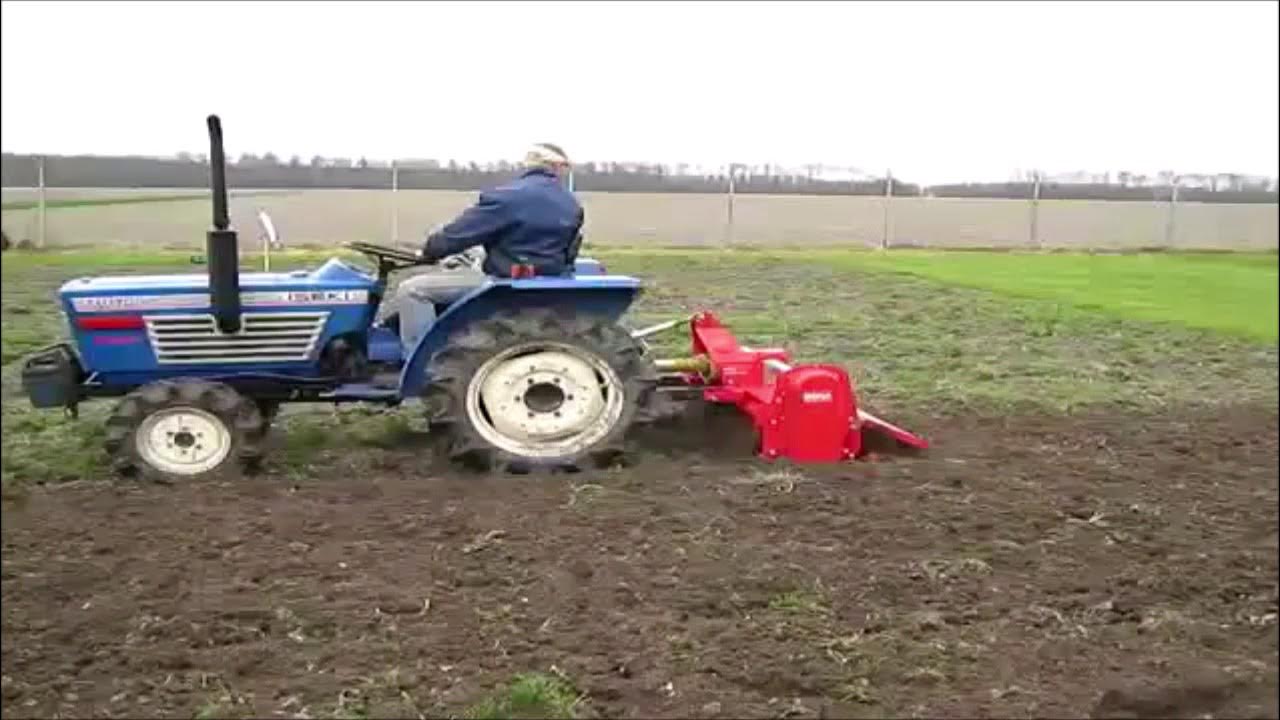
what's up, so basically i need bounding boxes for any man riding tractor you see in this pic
[384,142,584,353]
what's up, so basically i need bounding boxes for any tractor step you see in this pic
[371,369,401,389]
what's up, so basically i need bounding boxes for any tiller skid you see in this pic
[644,312,929,464]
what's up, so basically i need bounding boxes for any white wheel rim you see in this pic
[134,407,233,476]
[465,341,626,460]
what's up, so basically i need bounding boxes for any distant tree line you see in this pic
[2,153,1275,204]
[927,181,1278,204]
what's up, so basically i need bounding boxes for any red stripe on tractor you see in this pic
[77,315,145,331]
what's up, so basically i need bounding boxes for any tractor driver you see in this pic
[388,142,584,353]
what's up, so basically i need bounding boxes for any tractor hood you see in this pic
[55,256,382,379]
[59,257,378,311]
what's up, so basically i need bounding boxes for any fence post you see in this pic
[37,155,47,249]
[1163,175,1179,248]
[725,164,736,246]
[1030,170,1042,248]
[390,161,399,244]
[880,169,893,250]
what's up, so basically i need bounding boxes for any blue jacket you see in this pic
[422,167,584,277]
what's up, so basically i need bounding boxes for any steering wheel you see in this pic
[342,240,428,267]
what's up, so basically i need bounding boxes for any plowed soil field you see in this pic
[3,249,1276,719]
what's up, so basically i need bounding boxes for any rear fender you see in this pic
[397,278,641,396]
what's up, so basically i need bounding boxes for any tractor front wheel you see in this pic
[423,309,657,472]
[104,379,267,483]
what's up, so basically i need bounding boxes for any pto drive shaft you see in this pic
[654,356,713,376]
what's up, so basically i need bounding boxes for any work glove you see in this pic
[416,223,446,262]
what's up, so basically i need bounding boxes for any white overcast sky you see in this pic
[2,0,1277,183]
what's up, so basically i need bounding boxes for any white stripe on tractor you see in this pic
[70,290,369,313]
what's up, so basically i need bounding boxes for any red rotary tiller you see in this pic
[643,312,929,463]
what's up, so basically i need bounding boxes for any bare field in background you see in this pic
[3,187,201,200]
[3,187,1277,249]
[0,187,267,203]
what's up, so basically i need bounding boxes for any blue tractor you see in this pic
[19,116,664,480]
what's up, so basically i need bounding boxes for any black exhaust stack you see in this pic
[206,114,241,334]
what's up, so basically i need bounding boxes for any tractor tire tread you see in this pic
[423,308,658,474]
[103,379,266,483]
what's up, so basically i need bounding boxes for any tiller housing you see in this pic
[649,312,929,463]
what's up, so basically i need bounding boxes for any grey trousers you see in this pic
[390,267,488,354]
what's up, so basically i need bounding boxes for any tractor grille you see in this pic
[144,312,329,365]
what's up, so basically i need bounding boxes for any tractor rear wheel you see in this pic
[104,379,267,483]
[423,309,658,472]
